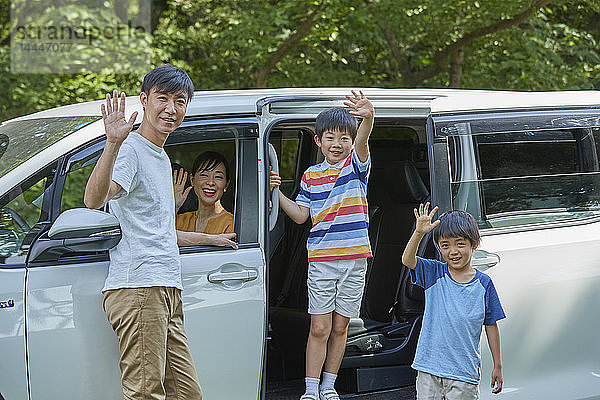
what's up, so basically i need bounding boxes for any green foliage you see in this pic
[1,0,151,121]
[462,14,600,90]
[1,0,599,122]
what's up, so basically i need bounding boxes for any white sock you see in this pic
[304,377,320,396]
[320,371,337,392]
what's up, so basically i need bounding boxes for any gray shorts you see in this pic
[307,258,368,318]
[416,371,479,400]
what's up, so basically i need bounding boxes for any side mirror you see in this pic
[28,208,121,263]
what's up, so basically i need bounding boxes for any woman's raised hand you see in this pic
[414,202,440,234]
[173,168,192,211]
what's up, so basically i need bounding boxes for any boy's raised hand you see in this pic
[414,202,440,234]
[343,90,374,120]
[101,90,138,145]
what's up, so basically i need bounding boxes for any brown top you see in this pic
[175,210,234,234]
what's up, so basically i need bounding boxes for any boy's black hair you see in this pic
[141,64,194,102]
[314,107,358,140]
[433,210,480,246]
[192,151,230,182]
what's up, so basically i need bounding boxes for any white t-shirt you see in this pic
[102,132,182,292]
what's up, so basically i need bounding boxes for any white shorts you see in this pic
[416,371,479,400]
[307,258,368,318]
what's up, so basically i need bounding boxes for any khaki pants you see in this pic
[103,287,202,400]
[416,371,479,400]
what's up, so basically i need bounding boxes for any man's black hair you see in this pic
[192,151,230,182]
[433,210,480,246]
[314,107,358,139]
[141,64,194,102]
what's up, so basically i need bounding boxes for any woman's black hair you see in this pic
[191,151,230,182]
[141,64,194,102]
[433,210,480,246]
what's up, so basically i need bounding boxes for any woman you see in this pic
[173,151,236,248]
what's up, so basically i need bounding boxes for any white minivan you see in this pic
[0,88,599,400]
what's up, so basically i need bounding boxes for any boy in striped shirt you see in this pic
[270,90,374,400]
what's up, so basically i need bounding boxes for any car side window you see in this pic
[0,165,56,264]
[61,150,101,213]
[57,122,259,252]
[449,127,600,229]
[269,129,301,197]
[165,122,259,247]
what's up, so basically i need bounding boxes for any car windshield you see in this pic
[0,116,101,177]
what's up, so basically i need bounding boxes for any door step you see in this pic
[337,365,416,393]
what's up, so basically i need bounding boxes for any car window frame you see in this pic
[167,119,260,253]
[30,118,260,266]
[433,107,600,236]
[0,159,61,268]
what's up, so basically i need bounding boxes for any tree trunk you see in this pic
[253,7,320,88]
[449,47,464,88]
[382,0,552,87]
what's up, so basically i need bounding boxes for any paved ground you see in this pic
[266,380,416,400]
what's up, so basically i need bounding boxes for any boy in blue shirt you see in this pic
[402,203,505,399]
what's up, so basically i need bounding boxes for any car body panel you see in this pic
[0,268,27,400]
[478,222,600,400]
[180,246,265,400]
[25,246,266,400]
[26,261,122,399]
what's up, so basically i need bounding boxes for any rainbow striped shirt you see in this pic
[296,149,372,262]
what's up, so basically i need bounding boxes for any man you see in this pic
[84,64,202,400]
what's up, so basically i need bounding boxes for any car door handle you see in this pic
[208,270,258,283]
[268,143,280,231]
[472,249,500,271]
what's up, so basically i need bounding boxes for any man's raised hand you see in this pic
[414,202,440,234]
[101,90,138,145]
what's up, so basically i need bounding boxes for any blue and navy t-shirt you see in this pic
[410,257,505,384]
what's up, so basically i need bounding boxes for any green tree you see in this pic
[1,0,599,122]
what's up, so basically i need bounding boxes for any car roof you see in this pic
[5,87,506,124]
[430,90,600,114]
[7,88,599,126]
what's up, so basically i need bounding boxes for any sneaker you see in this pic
[319,389,341,400]
[299,394,318,400]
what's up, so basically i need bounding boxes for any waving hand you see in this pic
[101,90,138,145]
[414,202,440,234]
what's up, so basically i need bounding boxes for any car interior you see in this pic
[266,120,438,394]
